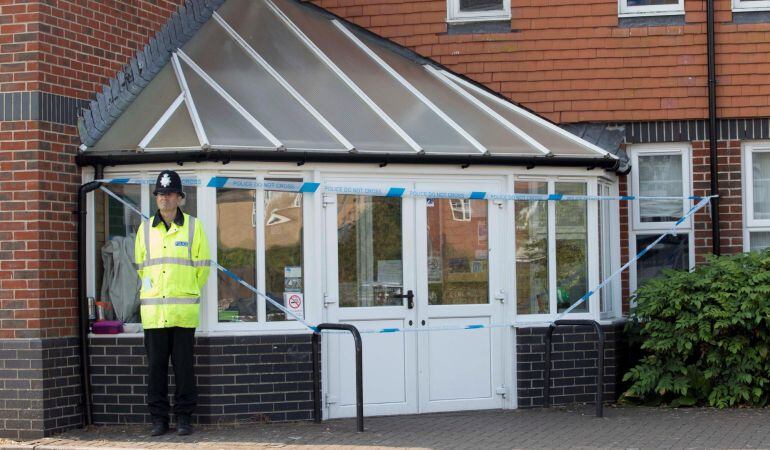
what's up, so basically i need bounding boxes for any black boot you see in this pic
[177,415,193,436]
[150,420,169,436]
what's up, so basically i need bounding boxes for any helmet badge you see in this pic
[160,173,171,188]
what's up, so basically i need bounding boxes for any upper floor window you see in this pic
[447,0,511,23]
[619,0,684,16]
[733,0,770,11]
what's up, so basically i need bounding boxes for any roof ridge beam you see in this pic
[442,71,618,159]
[332,20,487,156]
[175,50,284,150]
[264,0,423,154]
[425,65,551,156]
[213,12,355,152]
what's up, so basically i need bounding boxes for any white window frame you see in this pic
[205,171,310,333]
[599,180,622,320]
[447,0,511,23]
[512,176,600,323]
[618,0,684,17]
[450,198,472,221]
[732,0,770,11]
[628,144,695,294]
[742,142,770,252]
[630,144,692,231]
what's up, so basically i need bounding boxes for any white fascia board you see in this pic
[176,50,284,150]
[426,65,550,156]
[333,20,488,155]
[137,92,185,151]
[442,70,618,159]
[264,0,422,153]
[171,52,209,148]
[213,12,355,152]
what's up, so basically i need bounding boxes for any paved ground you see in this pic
[3,406,770,449]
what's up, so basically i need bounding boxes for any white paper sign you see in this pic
[284,292,305,321]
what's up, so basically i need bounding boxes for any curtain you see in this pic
[638,154,683,222]
[753,152,770,220]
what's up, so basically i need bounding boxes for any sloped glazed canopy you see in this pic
[79,0,617,163]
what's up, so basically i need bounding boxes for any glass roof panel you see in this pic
[180,60,275,149]
[91,65,180,152]
[219,0,414,153]
[145,100,199,150]
[273,0,477,155]
[457,80,603,157]
[181,20,342,151]
[363,37,544,157]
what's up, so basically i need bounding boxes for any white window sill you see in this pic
[733,7,770,12]
[447,14,511,24]
[618,11,685,17]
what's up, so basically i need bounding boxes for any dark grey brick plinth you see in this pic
[0,337,81,440]
[88,334,314,426]
[516,323,625,408]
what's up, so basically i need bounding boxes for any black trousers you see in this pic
[144,327,197,422]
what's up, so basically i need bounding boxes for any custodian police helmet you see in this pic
[153,170,185,198]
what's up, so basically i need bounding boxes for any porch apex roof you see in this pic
[78,0,623,170]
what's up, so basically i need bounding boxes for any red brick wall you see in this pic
[311,0,770,123]
[693,140,744,258]
[1,0,184,97]
[0,0,184,339]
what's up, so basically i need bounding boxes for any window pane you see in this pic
[216,189,257,322]
[626,0,678,5]
[515,181,549,315]
[97,184,142,323]
[556,182,588,313]
[638,154,683,223]
[265,186,304,322]
[750,232,770,252]
[460,0,504,12]
[599,185,614,314]
[636,234,689,287]
[427,199,489,305]
[338,196,403,307]
[753,152,770,220]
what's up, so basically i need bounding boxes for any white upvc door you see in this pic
[322,178,506,418]
[414,181,506,413]
[323,181,419,418]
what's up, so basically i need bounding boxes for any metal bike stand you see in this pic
[312,323,364,432]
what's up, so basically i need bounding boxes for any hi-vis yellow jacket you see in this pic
[134,212,210,329]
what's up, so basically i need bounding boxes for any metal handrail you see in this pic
[312,323,364,432]
[543,319,605,418]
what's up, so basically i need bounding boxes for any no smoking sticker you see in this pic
[283,293,305,321]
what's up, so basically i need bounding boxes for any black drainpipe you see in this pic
[707,0,721,255]
[77,166,103,427]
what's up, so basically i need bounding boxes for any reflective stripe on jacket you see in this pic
[134,213,211,329]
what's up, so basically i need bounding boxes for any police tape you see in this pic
[97,184,713,335]
[95,177,716,202]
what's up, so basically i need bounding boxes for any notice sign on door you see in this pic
[284,293,305,321]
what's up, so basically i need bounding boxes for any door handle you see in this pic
[390,289,415,309]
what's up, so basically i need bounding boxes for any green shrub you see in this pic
[622,249,770,408]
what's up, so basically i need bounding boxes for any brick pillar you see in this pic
[691,139,744,260]
[0,0,184,439]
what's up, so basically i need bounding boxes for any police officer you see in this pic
[135,170,210,436]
